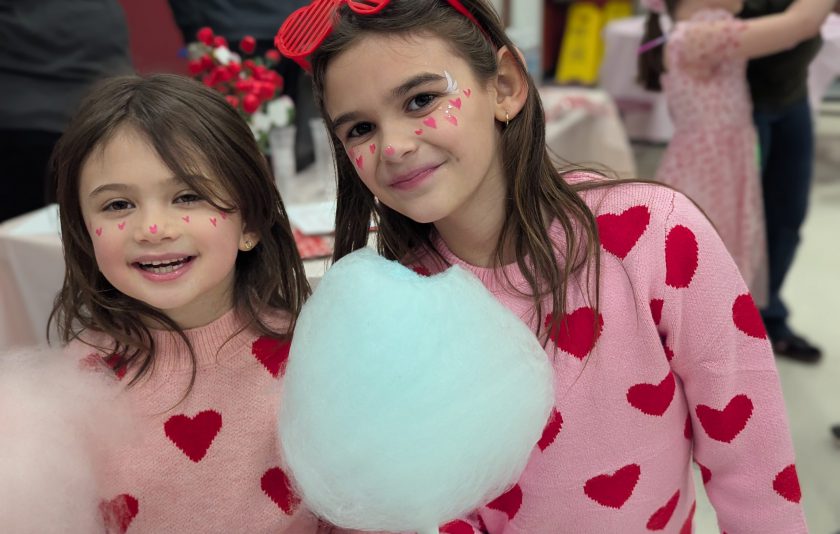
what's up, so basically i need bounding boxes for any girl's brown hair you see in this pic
[49,74,310,388]
[637,1,679,91]
[310,0,608,343]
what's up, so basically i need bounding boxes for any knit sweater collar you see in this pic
[147,307,254,372]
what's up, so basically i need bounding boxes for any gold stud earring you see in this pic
[244,240,253,250]
[505,112,510,127]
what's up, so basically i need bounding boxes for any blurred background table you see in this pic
[600,13,840,142]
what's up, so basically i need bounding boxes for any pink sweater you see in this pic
[411,176,807,533]
[66,309,324,534]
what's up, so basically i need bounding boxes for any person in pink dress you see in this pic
[637,0,834,309]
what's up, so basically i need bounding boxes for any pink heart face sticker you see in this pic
[355,155,364,169]
[117,222,126,231]
[463,88,472,97]
[209,217,217,227]
[95,227,103,236]
[384,145,396,157]
[182,215,190,223]
[423,117,437,129]
[220,211,228,220]
[414,129,424,136]
[449,97,462,109]
[369,143,376,154]
[445,115,458,126]
[149,224,158,234]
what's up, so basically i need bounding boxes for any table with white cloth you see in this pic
[0,86,635,349]
[600,13,840,142]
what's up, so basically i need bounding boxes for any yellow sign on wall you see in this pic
[555,1,632,85]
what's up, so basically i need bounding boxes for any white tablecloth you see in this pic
[0,87,634,349]
[600,14,840,142]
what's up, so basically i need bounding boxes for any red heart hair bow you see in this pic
[274,0,484,71]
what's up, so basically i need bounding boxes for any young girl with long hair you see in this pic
[49,74,317,532]
[276,0,808,531]
[637,0,833,310]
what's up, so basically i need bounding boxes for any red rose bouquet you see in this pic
[186,27,294,152]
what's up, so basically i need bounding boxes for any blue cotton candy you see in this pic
[279,249,554,533]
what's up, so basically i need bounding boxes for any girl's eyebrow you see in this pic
[88,176,181,198]
[331,72,446,130]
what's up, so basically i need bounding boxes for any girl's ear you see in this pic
[491,45,529,124]
[239,231,260,252]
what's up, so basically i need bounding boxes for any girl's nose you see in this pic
[379,128,418,162]
[134,210,179,243]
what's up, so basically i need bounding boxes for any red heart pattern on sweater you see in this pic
[695,394,753,443]
[545,307,604,359]
[486,484,522,520]
[251,335,292,378]
[646,489,679,530]
[679,501,696,534]
[538,408,563,451]
[596,205,650,259]
[626,372,676,416]
[164,410,222,462]
[441,519,475,534]
[732,293,767,339]
[665,225,698,288]
[261,467,301,515]
[684,414,693,440]
[650,298,664,325]
[99,494,139,534]
[584,463,640,509]
[773,464,801,503]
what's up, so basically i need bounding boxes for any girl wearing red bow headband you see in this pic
[278,1,809,532]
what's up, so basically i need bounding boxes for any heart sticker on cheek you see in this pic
[95,227,103,237]
[355,155,364,169]
[414,129,424,136]
[445,115,458,126]
[423,117,437,129]
[220,211,228,220]
[209,217,217,227]
[182,216,190,223]
[369,143,376,154]
[449,98,462,109]
[463,88,472,97]
[117,222,126,231]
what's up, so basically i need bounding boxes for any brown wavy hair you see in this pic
[49,74,310,389]
[310,0,612,343]
[637,0,679,91]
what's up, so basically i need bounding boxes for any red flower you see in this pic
[265,49,280,63]
[200,55,214,70]
[213,35,228,48]
[196,27,214,46]
[239,35,257,54]
[243,93,261,114]
[187,59,205,76]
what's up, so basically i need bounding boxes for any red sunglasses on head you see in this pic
[274,0,484,71]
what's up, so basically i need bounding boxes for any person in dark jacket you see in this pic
[0,0,133,222]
